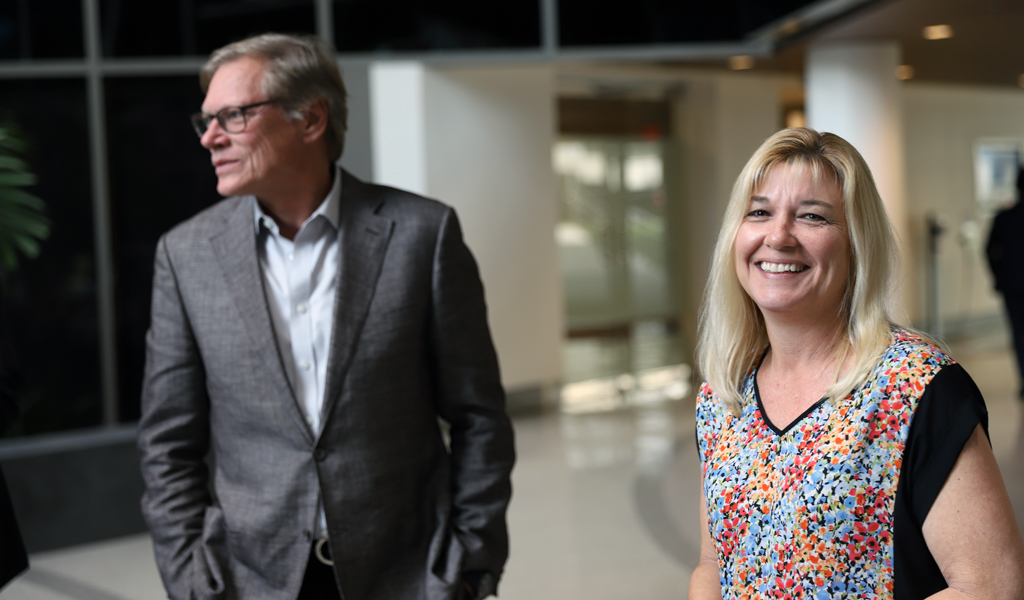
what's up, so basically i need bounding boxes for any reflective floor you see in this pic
[4,329,1024,600]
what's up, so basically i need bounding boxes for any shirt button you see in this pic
[303,529,312,541]
[297,303,307,314]
[288,254,294,261]
[300,360,311,370]
[262,217,273,229]
[314,448,327,461]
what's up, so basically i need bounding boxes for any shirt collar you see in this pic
[252,166,343,235]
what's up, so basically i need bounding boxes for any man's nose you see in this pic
[199,119,226,149]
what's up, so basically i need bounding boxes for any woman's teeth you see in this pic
[758,262,806,273]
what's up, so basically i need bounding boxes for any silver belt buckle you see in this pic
[314,538,334,566]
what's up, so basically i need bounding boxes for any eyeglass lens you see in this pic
[191,106,249,137]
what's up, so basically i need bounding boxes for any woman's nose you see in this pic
[765,218,796,248]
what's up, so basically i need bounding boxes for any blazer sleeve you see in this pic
[138,235,226,600]
[427,207,516,582]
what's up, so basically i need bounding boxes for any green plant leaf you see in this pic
[0,209,50,239]
[11,235,40,258]
[0,126,49,270]
[0,134,25,154]
[0,156,27,172]
[0,172,36,188]
[0,238,16,270]
[0,188,47,210]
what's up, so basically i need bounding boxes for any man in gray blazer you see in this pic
[138,33,515,600]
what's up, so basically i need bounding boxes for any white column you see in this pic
[367,62,563,394]
[806,42,910,319]
[337,60,373,181]
[368,61,428,195]
[422,66,563,392]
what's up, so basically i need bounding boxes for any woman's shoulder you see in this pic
[696,381,736,445]
[696,381,719,412]
[880,326,954,371]
[696,381,732,420]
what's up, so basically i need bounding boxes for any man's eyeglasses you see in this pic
[191,99,280,137]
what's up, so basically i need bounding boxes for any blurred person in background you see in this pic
[138,33,514,600]
[689,127,1024,599]
[986,166,1024,398]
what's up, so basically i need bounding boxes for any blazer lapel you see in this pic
[209,197,313,443]
[320,172,395,429]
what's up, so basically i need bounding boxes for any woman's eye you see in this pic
[746,209,769,218]
[802,213,827,222]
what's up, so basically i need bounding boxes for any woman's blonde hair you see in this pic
[696,127,898,415]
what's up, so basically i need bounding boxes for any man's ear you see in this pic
[301,98,329,143]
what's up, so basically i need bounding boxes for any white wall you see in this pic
[423,66,563,390]
[369,62,428,195]
[903,83,1024,327]
[337,60,374,182]
[369,62,563,391]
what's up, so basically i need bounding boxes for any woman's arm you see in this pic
[922,424,1024,599]
[688,488,724,600]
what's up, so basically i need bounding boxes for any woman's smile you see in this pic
[757,261,808,273]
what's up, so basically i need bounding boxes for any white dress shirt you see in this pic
[253,168,341,537]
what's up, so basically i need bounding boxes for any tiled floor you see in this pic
[3,329,1024,600]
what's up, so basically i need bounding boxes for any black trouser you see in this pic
[296,544,475,600]
[297,543,341,600]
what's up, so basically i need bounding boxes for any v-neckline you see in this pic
[752,351,828,436]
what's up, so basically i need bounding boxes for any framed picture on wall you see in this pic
[974,138,1022,211]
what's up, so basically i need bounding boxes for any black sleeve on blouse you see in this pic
[894,362,989,600]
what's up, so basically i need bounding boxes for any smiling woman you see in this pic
[689,128,1024,600]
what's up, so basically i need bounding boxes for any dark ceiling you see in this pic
[678,0,1024,88]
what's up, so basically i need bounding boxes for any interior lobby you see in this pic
[2,0,1024,597]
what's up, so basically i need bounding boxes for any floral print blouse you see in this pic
[696,327,988,599]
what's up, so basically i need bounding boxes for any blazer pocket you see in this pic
[191,506,228,600]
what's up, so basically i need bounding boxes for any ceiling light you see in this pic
[729,55,755,70]
[785,109,806,129]
[895,65,914,80]
[778,19,802,37]
[923,24,953,40]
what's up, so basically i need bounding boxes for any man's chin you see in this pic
[216,179,244,198]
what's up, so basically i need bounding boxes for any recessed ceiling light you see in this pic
[923,24,954,40]
[778,19,802,37]
[785,109,806,129]
[729,55,755,70]
[895,65,914,80]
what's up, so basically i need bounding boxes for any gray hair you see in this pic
[201,33,348,162]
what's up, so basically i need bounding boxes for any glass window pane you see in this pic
[0,0,84,59]
[558,0,818,47]
[333,0,540,52]
[0,79,99,437]
[100,0,316,57]
[105,76,220,422]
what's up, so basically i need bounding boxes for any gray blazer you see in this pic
[138,170,515,600]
